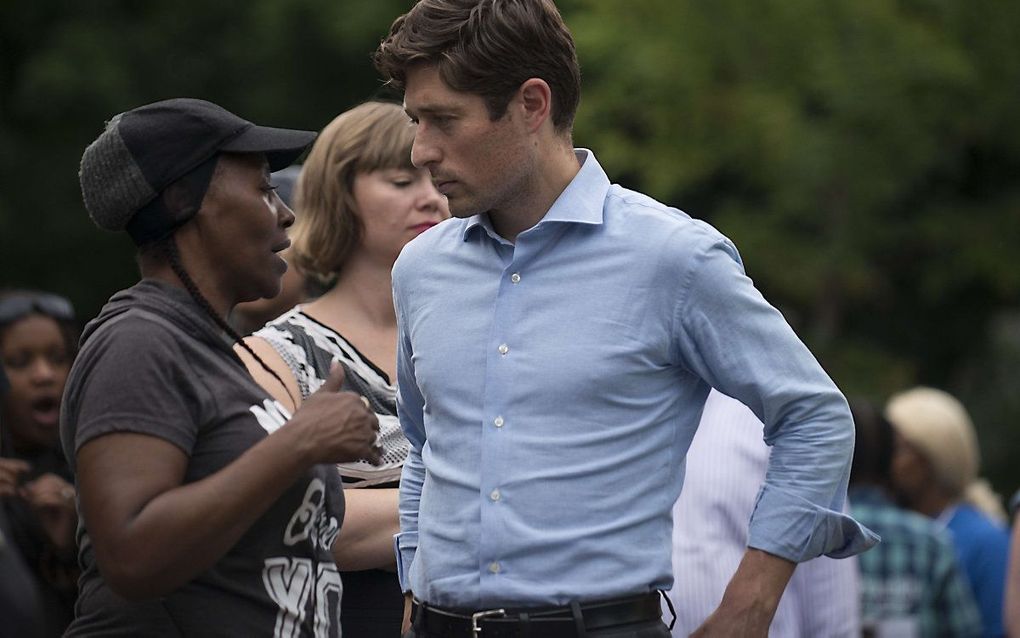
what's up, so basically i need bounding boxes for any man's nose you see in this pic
[410,130,440,169]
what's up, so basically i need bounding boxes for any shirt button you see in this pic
[498,343,509,355]
[489,562,501,574]
[510,273,521,284]
[494,416,504,428]
[490,489,501,501]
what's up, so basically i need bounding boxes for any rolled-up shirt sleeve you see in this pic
[673,236,879,561]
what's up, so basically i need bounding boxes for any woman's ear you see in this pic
[161,181,199,221]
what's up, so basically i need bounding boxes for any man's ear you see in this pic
[518,78,552,134]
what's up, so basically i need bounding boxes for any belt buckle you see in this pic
[470,608,506,636]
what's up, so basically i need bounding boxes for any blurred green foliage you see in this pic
[2,0,1018,497]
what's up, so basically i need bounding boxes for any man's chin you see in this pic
[448,198,481,219]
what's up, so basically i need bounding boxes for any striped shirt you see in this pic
[669,390,861,637]
[256,307,406,487]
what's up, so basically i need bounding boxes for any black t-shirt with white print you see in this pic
[60,280,345,637]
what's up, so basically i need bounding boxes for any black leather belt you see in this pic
[411,592,663,637]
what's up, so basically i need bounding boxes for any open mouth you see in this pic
[271,239,292,254]
[29,396,60,426]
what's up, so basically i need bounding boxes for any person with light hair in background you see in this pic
[239,101,448,637]
[849,398,981,638]
[887,386,1010,637]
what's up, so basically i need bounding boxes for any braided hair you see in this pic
[157,237,297,409]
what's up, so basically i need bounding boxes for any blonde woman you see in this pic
[239,101,448,636]
[887,387,1010,637]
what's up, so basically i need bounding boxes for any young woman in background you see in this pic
[241,101,448,636]
[0,290,79,636]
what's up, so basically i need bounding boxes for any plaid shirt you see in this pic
[850,486,982,637]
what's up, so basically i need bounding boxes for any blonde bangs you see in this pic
[289,102,415,280]
[354,104,416,173]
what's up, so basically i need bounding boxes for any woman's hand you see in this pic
[0,457,31,498]
[285,364,382,466]
[19,472,78,552]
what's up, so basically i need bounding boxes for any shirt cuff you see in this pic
[747,483,880,562]
[394,531,418,592]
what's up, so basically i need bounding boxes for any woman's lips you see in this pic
[30,397,60,426]
[32,406,60,426]
[411,222,438,234]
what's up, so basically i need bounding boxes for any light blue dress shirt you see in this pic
[392,150,878,609]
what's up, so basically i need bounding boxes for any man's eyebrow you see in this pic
[405,104,462,118]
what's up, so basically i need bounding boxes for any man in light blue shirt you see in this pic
[375,1,877,636]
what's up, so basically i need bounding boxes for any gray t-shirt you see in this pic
[60,280,345,637]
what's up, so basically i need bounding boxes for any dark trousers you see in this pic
[339,568,404,637]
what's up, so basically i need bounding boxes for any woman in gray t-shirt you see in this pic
[63,98,381,637]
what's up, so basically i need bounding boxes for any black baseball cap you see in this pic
[80,98,317,245]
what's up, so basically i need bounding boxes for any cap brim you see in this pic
[220,124,318,172]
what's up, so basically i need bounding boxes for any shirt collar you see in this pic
[463,212,501,242]
[462,149,610,242]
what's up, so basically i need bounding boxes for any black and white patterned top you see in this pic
[255,307,406,487]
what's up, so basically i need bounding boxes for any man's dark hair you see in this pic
[374,0,581,132]
[848,399,895,487]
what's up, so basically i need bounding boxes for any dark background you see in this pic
[2,0,1018,500]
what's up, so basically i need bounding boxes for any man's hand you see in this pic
[691,548,795,637]
[401,591,414,636]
